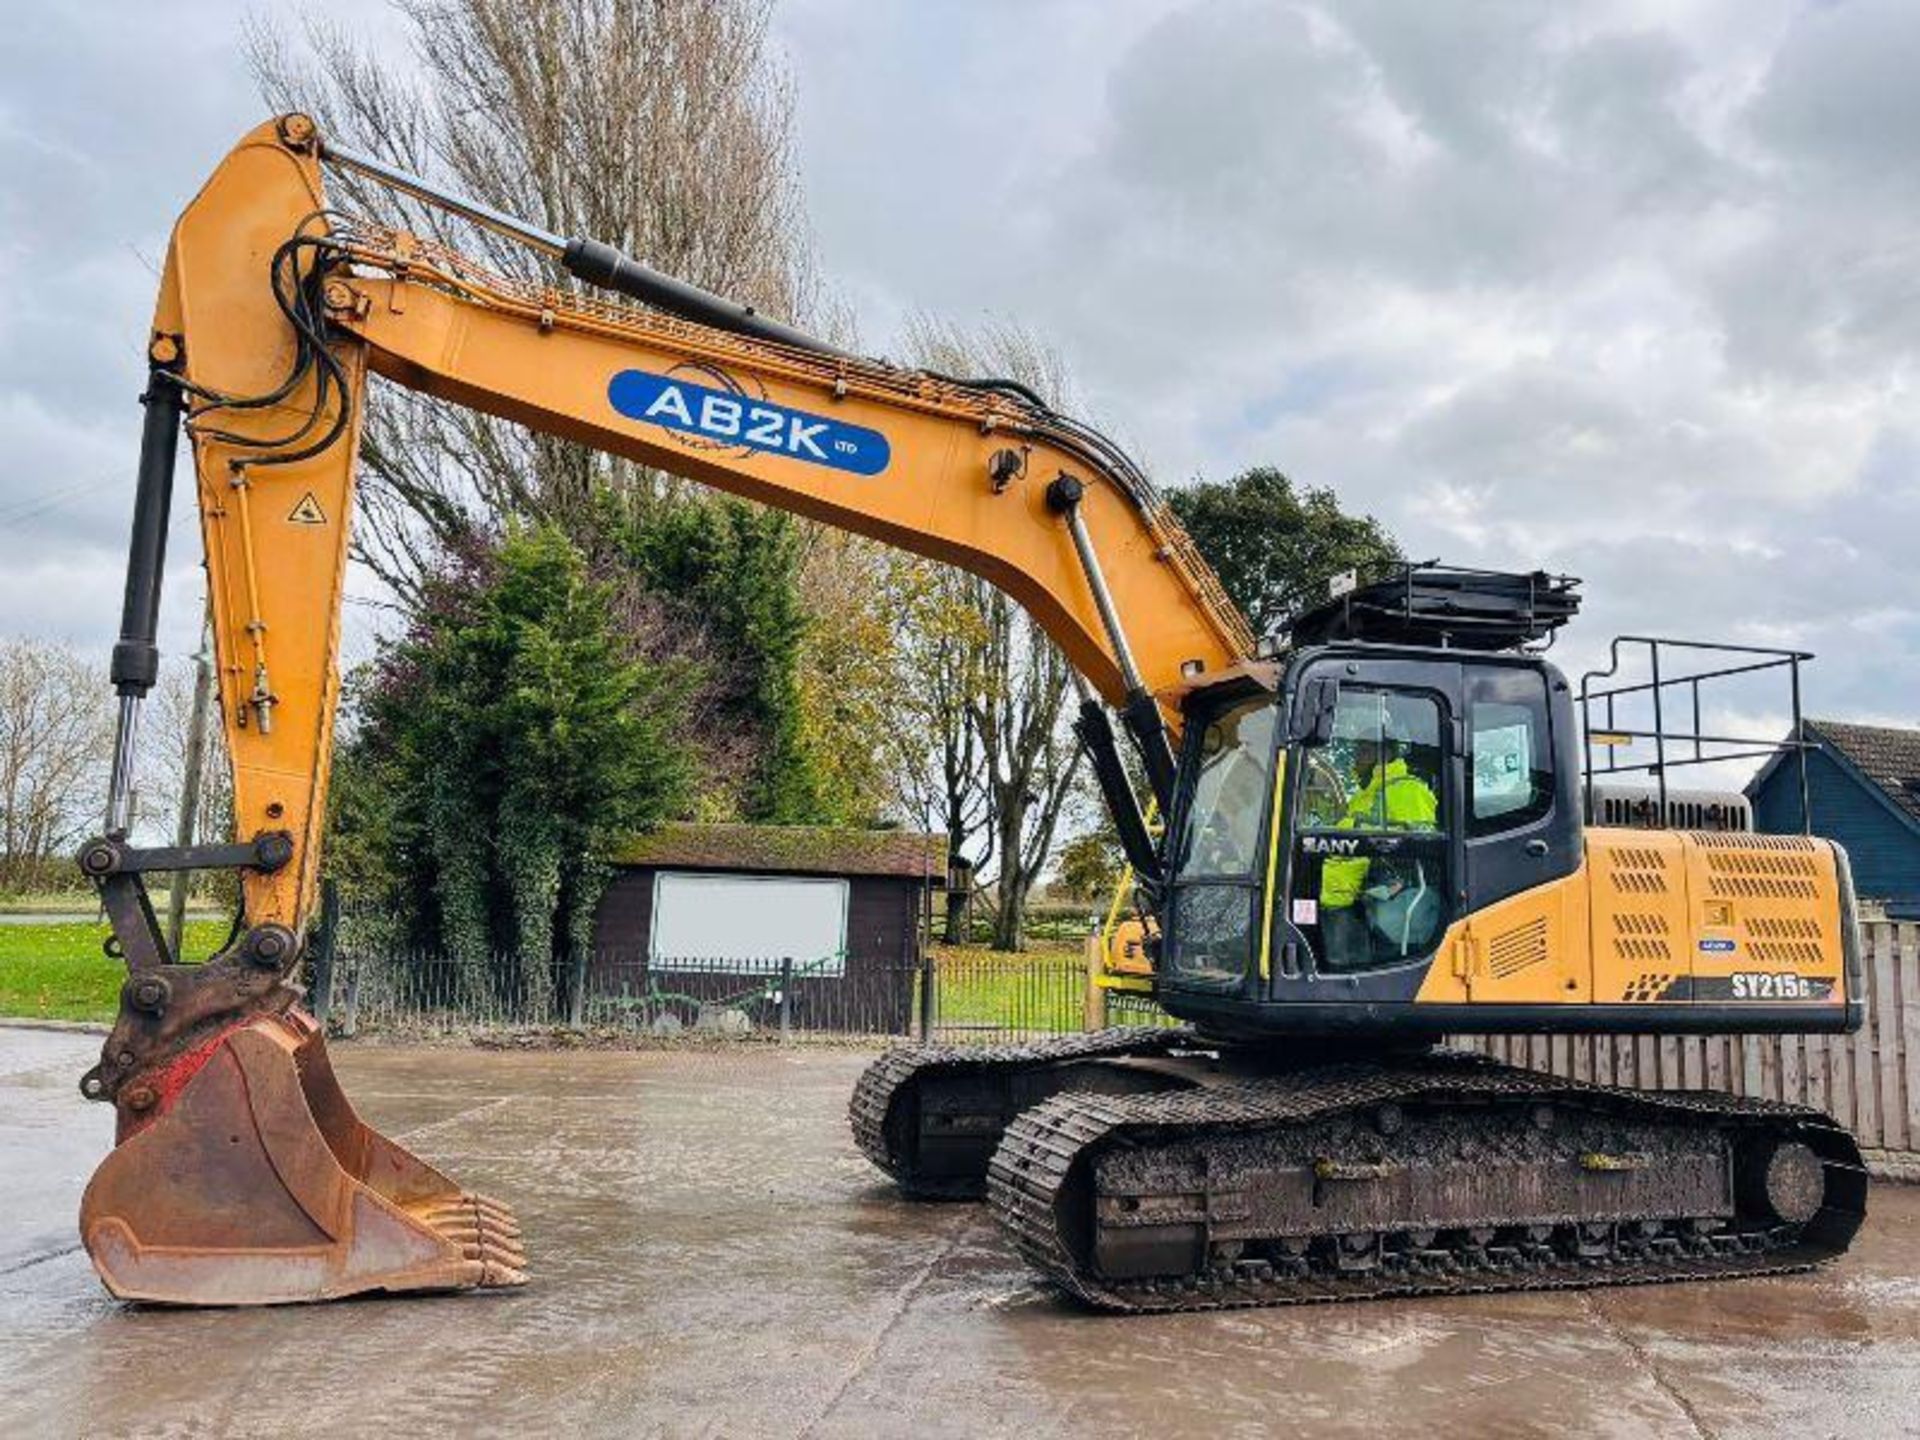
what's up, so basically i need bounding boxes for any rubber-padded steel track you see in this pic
[988,1051,1866,1313]
[849,1028,1197,1197]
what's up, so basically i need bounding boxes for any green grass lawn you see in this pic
[0,889,103,915]
[0,928,1157,1034]
[0,889,225,914]
[927,941,1087,1034]
[0,919,229,1022]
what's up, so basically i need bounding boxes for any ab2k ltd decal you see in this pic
[608,364,890,476]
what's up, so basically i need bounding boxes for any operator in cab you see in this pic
[1318,725,1439,969]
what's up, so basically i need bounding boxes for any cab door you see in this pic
[1282,666,1455,978]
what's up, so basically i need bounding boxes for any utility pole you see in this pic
[165,629,214,958]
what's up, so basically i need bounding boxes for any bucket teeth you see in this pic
[462,1244,530,1273]
[435,1228,527,1264]
[411,1192,528,1281]
[419,1199,523,1240]
[452,1257,529,1289]
[422,1195,521,1232]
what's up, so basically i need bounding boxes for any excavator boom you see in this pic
[79,116,1246,1305]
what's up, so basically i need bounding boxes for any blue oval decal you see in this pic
[608,369,890,476]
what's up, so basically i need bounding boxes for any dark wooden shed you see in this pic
[589,823,945,1032]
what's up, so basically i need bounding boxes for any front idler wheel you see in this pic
[1736,1138,1824,1227]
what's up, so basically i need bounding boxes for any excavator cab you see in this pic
[1156,642,1577,1033]
[865,591,1869,1301]
[1151,568,1860,1044]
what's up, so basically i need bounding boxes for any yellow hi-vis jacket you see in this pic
[1319,758,1439,909]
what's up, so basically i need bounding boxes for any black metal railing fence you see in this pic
[318,940,1164,1045]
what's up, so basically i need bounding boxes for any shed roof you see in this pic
[611,823,947,881]
[1748,717,1920,833]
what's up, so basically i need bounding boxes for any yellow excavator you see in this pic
[80,115,1865,1310]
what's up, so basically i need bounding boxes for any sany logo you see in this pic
[1301,835,1362,856]
[608,368,890,476]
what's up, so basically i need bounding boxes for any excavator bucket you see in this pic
[80,1010,526,1306]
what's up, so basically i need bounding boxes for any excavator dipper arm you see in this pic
[77,116,1249,1305]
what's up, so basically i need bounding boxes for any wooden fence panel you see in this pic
[1774,1036,1804,1113]
[1450,919,1919,1157]
[1739,1033,1764,1100]
[1853,933,1883,1147]
[1812,1031,1832,1115]
[1871,924,1906,1152]
[1896,929,1912,1159]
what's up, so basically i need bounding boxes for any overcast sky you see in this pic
[3,0,1915,743]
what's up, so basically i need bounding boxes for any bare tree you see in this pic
[248,0,831,597]
[878,554,993,941]
[0,640,112,892]
[143,648,233,851]
[970,580,1082,951]
[898,315,1087,951]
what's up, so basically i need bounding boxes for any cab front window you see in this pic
[1172,699,1278,879]
[1164,695,1277,987]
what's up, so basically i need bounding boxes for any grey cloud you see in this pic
[1747,0,1920,189]
[1549,30,1726,212]
[1699,0,1920,381]
[1,0,1912,735]
[0,0,397,663]
[978,1,1916,721]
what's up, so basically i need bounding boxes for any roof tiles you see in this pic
[1806,718,1920,827]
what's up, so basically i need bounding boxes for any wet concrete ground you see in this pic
[2,1027,1916,1440]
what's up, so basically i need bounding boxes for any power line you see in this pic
[0,474,113,529]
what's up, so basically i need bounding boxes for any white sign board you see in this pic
[649,872,849,974]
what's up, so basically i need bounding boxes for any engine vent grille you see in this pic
[1702,836,1819,900]
[1749,916,1822,939]
[1746,915,1826,968]
[1611,911,1672,964]
[1592,785,1752,833]
[1486,918,1550,978]
[1607,846,1671,896]
[1748,939,1825,966]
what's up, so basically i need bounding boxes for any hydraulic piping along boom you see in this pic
[323,142,849,360]
[90,111,1248,997]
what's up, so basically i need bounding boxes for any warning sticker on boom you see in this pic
[288,493,327,525]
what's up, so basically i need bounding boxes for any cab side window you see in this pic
[1468,667,1553,836]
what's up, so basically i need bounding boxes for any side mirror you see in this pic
[1290,676,1338,746]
